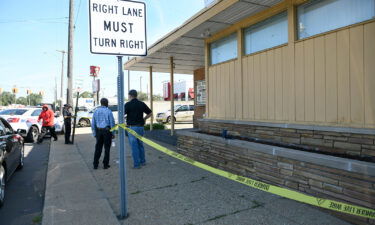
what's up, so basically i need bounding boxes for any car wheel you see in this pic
[26,126,39,143]
[166,116,176,124]
[17,145,24,170]
[79,119,90,127]
[0,165,5,208]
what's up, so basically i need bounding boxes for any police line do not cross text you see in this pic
[89,0,147,56]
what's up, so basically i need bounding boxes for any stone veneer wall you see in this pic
[198,119,375,160]
[176,130,375,225]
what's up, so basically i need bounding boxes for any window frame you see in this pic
[243,11,289,56]
[296,0,375,40]
[209,32,238,65]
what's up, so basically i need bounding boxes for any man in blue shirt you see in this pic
[91,98,115,169]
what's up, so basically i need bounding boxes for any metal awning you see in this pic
[124,0,283,74]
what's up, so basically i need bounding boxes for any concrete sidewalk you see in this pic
[42,137,119,225]
[43,127,351,225]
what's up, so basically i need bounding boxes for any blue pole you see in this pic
[117,56,128,219]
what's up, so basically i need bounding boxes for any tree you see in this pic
[80,91,94,98]
[16,97,28,105]
[137,92,148,101]
[74,91,93,98]
[28,93,43,106]
[152,94,164,101]
[0,92,16,106]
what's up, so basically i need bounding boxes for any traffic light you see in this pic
[39,91,44,96]
[27,89,32,95]
[12,87,18,94]
[0,88,3,94]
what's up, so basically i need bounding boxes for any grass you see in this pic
[32,214,42,224]
[144,123,166,130]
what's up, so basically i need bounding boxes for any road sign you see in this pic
[90,65,100,77]
[92,79,100,92]
[89,0,147,56]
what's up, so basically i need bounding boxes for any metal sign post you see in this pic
[89,0,147,219]
[117,56,128,219]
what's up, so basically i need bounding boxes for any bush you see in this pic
[144,123,165,131]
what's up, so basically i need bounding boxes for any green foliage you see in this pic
[16,97,28,105]
[28,93,43,106]
[137,92,148,101]
[73,91,94,98]
[0,92,16,106]
[80,91,94,98]
[144,123,166,131]
[152,94,164,101]
[32,214,42,224]
[136,92,164,101]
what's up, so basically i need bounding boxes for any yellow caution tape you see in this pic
[112,124,375,219]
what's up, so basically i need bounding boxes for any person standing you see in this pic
[125,90,152,169]
[62,104,73,144]
[91,98,115,170]
[37,105,58,143]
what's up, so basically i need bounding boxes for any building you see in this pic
[125,0,375,224]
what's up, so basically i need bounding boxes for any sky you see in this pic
[0,0,206,103]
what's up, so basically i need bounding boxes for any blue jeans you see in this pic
[128,126,145,168]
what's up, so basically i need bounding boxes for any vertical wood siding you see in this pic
[208,21,375,128]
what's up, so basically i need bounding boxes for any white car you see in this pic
[156,105,195,123]
[76,105,119,127]
[0,108,64,142]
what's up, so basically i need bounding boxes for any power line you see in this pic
[0,17,68,24]
[74,0,82,27]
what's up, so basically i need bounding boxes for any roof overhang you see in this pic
[124,0,283,74]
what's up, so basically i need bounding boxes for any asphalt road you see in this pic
[0,140,50,225]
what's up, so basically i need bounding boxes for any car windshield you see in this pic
[0,109,27,115]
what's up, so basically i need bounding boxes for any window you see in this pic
[109,105,118,112]
[298,0,375,39]
[0,119,13,135]
[0,120,5,136]
[177,105,189,112]
[244,12,288,55]
[31,109,42,116]
[210,33,237,65]
[0,109,27,115]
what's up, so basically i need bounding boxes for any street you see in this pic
[0,141,50,225]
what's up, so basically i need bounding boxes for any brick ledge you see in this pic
[177,130,375,177]
[198,119,375,135]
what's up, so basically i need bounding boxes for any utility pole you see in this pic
[67,0,75,105]
[55,76,58,106]
[56,50,66,109]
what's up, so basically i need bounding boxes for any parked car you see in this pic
[156,105,195,123]
[0,107,64,142]
[0,117,24,207]
[77,105,119,127]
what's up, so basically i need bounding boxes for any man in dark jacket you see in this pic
[63,104,73,144]
[125,90,152,169]
[37,105,57,143]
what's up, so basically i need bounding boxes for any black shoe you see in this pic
[93,165,98,170]
[65,141,73,144]
[103,165,111,169]
[53,138,58,141]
